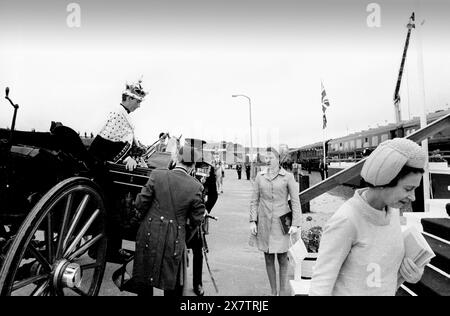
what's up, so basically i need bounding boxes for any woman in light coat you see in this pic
[310,138,427,296]
[249,148,302,296]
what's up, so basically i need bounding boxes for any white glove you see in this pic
[288,226,300,235]
[250,222,257,236]
[400,257,424,284]
[124,157,137,171]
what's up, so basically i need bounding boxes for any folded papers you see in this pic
[402,226,436,268]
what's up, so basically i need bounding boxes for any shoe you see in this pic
[106,249,134,264]
[193,284,204,296]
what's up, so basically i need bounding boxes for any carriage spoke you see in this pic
[40,286,52,296]
[69,287,88,296]
[31,280,49,296]
[12,274,49,291]
[64,209,100,258]
[63,194,90,250]
[46,213,54,262]
[67,233,104,261]
[56,193,73,259]
[81,262,102,270]
[27,244,52,273]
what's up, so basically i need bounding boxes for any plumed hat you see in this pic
[123,78,148,101]
[361,138,426,186]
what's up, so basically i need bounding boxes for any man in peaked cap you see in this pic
[184,139,219,296]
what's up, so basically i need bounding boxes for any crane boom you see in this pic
[393,12,415,124]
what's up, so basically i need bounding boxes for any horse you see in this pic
[142,134,181,169]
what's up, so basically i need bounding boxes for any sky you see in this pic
[0,0,449,149]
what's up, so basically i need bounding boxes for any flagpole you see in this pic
[415,9,431,210]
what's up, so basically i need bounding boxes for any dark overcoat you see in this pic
[132,168,205,290]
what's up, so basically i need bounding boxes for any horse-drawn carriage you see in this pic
[0,88,181,296]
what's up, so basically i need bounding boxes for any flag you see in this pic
[321,81,330,129]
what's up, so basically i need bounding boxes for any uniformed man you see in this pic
[236,163,242,179]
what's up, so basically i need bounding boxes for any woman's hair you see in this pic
[364,165,424,188]
[266,147,280,160]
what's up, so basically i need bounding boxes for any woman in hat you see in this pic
[249,147,302,296]
[310,138,427,296]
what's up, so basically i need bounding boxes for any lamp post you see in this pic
[232,94,254,180]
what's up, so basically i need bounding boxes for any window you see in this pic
[351,140,355,149]
[372,136,378,146]
[356,139,362,148]
[381,134,388,142]
[364,137,369,147]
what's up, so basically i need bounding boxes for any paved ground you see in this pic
[98,169,353,296]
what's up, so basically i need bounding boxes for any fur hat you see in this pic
[361,138,426,186]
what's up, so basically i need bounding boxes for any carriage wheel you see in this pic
[0,177,108,296]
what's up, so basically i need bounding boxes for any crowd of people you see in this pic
[88,78,428,296]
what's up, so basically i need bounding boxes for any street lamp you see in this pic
[232,94,254,180]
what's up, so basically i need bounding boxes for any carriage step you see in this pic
[402,266,450,296]
[423,234,450,275]
[422,218,450,241]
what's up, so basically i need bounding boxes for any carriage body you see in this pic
[0,125,158,296]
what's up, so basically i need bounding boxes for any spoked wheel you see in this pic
[0,177,108,296]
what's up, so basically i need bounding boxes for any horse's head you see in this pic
[165,135,182,166]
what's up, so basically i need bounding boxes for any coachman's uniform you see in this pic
[133,167,205,294]
[188,166,218,295]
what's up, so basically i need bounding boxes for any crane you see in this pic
[393,12,415,124]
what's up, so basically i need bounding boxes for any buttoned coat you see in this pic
[250,168,302,253]
[132,168,205,290]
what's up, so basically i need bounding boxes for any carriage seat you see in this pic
[50,122,96,169]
